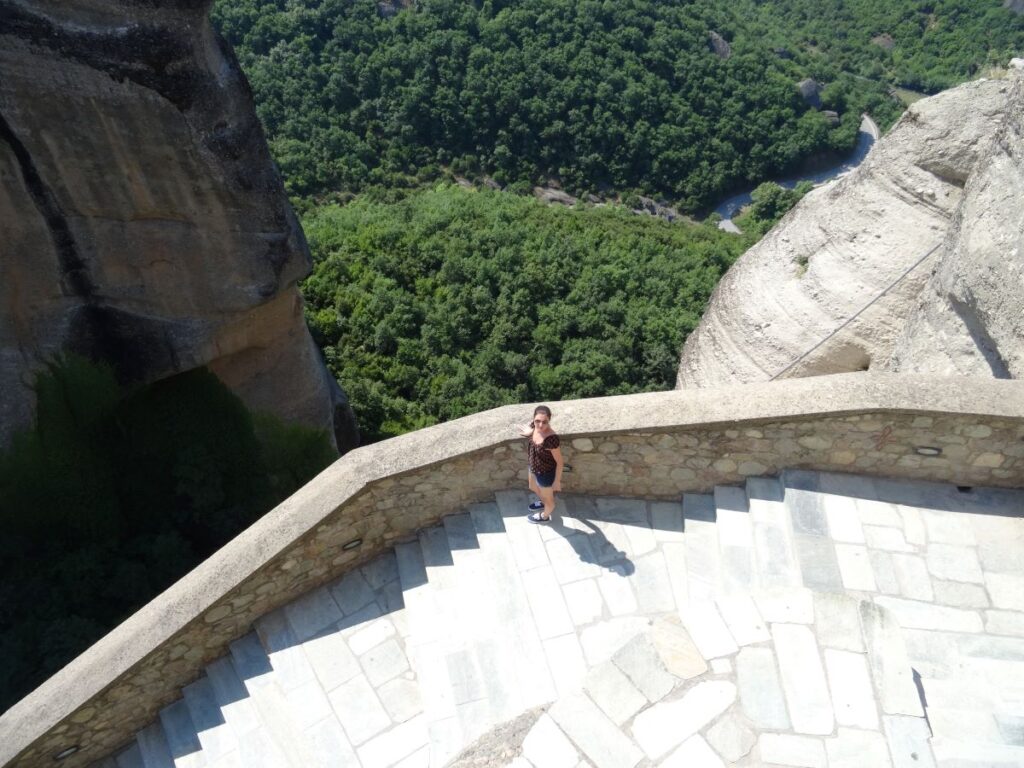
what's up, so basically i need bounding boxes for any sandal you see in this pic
[527,511,551,524]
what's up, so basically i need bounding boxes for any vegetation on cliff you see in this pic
[302,185,753,441]
[0,359,334,711]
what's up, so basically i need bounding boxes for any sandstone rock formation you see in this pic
[0,0,357,450]
[677,68,1022,389]
[889,63,1024,378]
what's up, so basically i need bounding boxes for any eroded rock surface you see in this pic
[0,0,356,449]
[677,71,1021,389]
[889,68,1024,378]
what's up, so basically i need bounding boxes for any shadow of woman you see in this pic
[546,496,636,577]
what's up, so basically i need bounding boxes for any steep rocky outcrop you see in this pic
[889,63,1024,378]
[0,0,356,449]
[708,30,732,60]
[677,66,1022,388]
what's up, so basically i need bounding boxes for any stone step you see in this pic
[114,741,146,768]
[157,699,205,768]
[227,631,322,767]
[181,676,238,762]
[746,476,803,590]
[781,471,845,594]
[409,521,516,766]
[134,722,176,768]
[493,489,550,572]
[469,502,559,709]
[440,511,522,746]
[203,657,261,739]
[682,493,721,602]
[713,485,755,594]
[395,539,460,764]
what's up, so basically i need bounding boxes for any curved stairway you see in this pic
[93,472,1024,768]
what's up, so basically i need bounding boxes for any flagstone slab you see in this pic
[883,715,936,768]
[771,623,834,735]
[630,681,736,759]
[659,735,725,768]
[755,588,814,624]
[860,602,924,717]
[824,649,879,729]
[650,616,707,679]
[611,633,675,703]
[716,594,770,646]
[549,693,643,768]
[926,543,985,584]
[736,646,791,730]
[890,554,934,601]
[705,712,756,762]
[522,714,579,768]
[826,727,892,768]
[680,600,738,659]
[812,592,864,652]
[583,662,647,726]
[874,596,983,633]
[758,733,826,768]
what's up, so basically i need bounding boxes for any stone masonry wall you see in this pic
[2,373,1023,768]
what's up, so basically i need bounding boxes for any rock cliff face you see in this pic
[0,0,356,449]
[889,64,1024,378]
[677,65,1023,389]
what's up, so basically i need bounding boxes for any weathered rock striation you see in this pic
[889,64,1024,378]
[0,0,357,449]
[677,67,1023,389]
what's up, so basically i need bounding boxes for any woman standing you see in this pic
[519,405,563,523]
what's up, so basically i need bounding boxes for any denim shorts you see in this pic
[532,470,556,488]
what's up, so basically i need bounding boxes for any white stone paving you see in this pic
[772,623,835,735]
[108,473,1024,768]
[736,645,792,730]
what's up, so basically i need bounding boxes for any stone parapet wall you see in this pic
[2,373,1023,768]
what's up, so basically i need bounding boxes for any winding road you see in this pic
[715,114,880,233]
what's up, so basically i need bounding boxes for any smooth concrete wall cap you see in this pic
[2,373,1023,767]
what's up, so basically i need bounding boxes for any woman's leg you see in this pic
[528,470,540,496]
[537,484,556,519]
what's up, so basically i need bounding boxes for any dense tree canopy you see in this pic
[212,0,913,208]
[745,0,1024,93]
[302,185,754,441]
[212,0,1023,207]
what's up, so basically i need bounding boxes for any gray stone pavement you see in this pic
[104,472,1024,768]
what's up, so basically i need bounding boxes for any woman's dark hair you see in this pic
[533,405,552,419]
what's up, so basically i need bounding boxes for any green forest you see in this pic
[212,0,1023,207]
[303,185,757,441]
[212,0,891,208]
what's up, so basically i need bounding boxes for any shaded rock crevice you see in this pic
[0,107,92,299]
